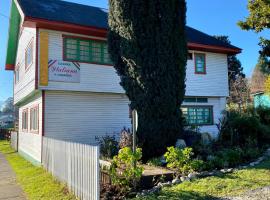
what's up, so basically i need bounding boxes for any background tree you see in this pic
[238,0,270,67]
[1,97,14,113]
[108,0,187,160]
[251,57,268,94]
[229,76,251,111]
[214,36,245,81]
[265,75,270,95]
[214,36,247,106]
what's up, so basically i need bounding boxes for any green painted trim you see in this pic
[18,149,41,167]
[182,106,213,126]
[6,0,21,67]
[64,37,113,65]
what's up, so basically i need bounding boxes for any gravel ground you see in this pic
[224,186,270,200]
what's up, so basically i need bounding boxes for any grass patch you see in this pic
[0,140,77,200]
[136,159,270,200]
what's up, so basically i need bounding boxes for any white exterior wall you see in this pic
[18,92,42,163]
[186,51,229,97]
[182,97,226,137]
[37,28,229,98]
[14,27,36,104]
[44,91,131,144]
[38,29,124,94]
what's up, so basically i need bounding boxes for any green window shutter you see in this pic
[63,37,112,65]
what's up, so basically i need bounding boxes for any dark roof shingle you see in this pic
[17,0,239,50]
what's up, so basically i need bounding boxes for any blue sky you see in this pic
[0,0,268,101]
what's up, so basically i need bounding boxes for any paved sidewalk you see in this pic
[223,186,270,200]
[0,153,26,200]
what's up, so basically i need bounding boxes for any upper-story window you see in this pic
[25,39,33,70]
[15,64,20,84]
[188,53,193,60]
[30,106,39,133]
[22,109,28,131]
[194,53,206,74]
[63,36,113,65]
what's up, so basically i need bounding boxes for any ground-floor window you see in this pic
[22,109,28,131]
[30,106,39,132]
[182,106,213,125]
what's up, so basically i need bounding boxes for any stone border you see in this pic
[136,148,270,198]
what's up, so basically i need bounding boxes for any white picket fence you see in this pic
[42,137,100,200]
[10,131,18,151]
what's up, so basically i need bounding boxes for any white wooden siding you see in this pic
[186,52,229,97]
[44,91,131,144]
[14,27,36,104]
[38,29,124,94]
[18,92,42,163]
[37,29,229,98]
[182,97,226,137]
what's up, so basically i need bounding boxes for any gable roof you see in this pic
[17,0,240,50]
[6,0,241,70]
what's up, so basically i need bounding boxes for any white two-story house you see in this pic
[5,0,241,164]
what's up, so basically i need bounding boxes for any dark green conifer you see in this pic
[108,0,187,160]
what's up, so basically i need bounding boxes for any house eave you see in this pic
[22,17,242,55]
[188,43,242,55]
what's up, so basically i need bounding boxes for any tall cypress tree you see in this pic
[108,0,187,160]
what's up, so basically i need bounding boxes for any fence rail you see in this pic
[42,137,100,200]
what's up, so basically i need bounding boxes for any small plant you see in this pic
[147,157,163,167]
[95,135,118,159]
[110,147,144,190]
[164,147,204,175]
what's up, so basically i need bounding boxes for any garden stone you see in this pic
[264,148,270,157]
[200,132,212,145]
[220,169,227,173]
[188,172,198,179]
[256,157,264,163]
[175,139,186,149]
[227,168,233,173]
[180,176,186,182]
[172,178,181,185]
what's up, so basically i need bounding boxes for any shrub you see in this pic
[256,106,270,125]
[218,111,264,148]
[110,147,143,190]
[147,157,163,167]
[164,147,204,175]
[95,135,118,159]
[242,147,261,162]
[218,148,243,167]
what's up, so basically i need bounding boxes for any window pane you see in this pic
[197,98,208,103]
[181,107,212,125]
[195,54,205,73]
[91,42,102,63]
[26,43,33,68]
[64,38,112,65]
[103,44,112,64]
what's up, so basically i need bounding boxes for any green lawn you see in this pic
[136,158,270,200]
[0,140,77,200]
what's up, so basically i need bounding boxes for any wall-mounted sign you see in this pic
[48,60,80,83]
